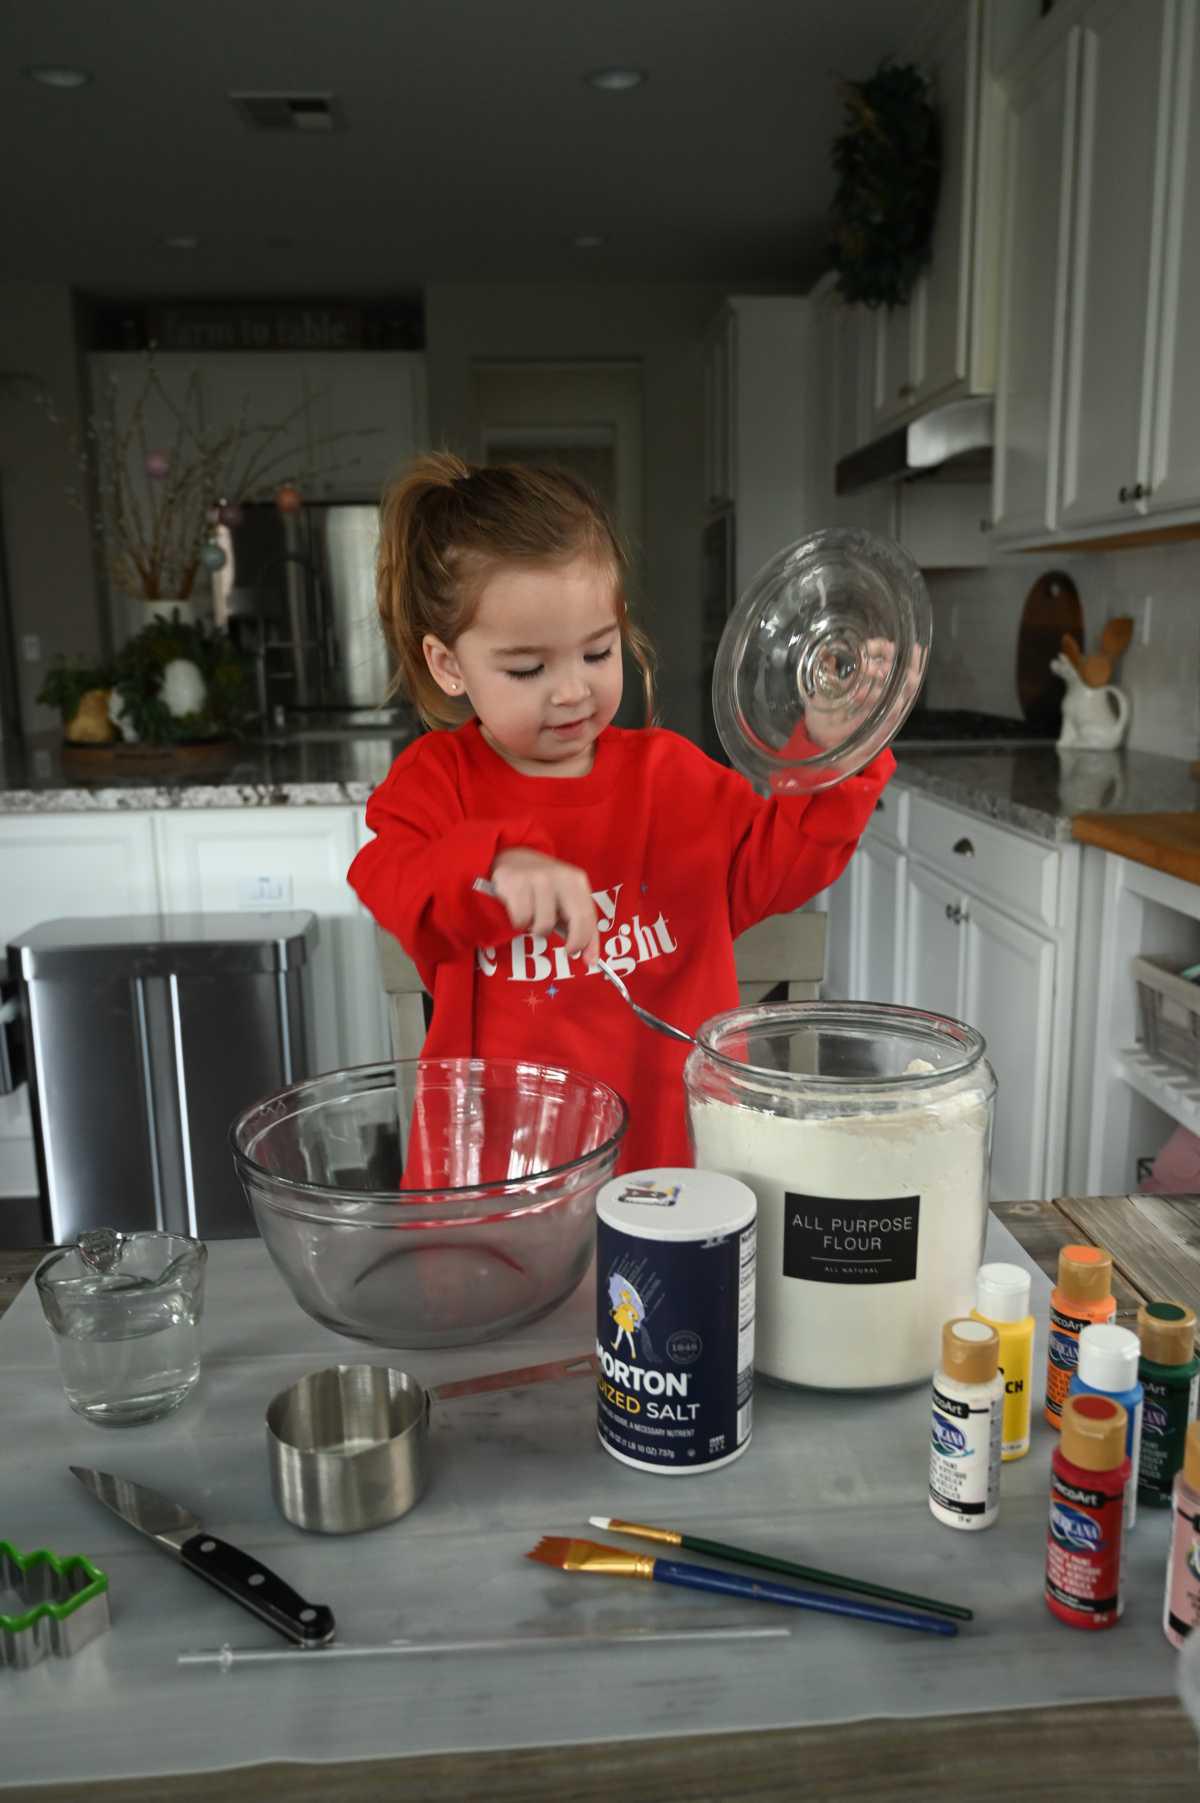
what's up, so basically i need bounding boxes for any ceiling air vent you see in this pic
[229,92,342,132]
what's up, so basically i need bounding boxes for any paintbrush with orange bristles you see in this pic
[526,1538,958,1637]
[589,1515,971,1622]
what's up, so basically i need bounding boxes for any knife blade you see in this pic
[71,1466,335,1647]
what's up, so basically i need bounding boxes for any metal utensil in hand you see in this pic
[471,877,698,1048]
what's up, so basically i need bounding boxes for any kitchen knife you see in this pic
[71,1466,335,1647]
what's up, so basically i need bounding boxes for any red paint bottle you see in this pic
[1045,1393,1130,1631]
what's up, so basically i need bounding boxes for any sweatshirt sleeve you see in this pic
[347,738,555,970]
[722,746,896,939]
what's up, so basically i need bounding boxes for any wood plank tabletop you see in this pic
[5,1199,1200,1801]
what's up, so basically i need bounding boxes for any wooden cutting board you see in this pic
[1016,570,1084,732]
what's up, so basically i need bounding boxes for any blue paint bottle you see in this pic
[1068,1323,1144,1531]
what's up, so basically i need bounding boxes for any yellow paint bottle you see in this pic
[972,1263,1035,1461]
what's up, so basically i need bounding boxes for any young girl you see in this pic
[348,453,894,1173]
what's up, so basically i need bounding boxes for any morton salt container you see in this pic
[595,1167,756,1473]
[685,1002,995,1391]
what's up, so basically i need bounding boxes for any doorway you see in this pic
[472,361,645,725]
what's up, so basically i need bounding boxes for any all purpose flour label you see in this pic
[783,1194,921,1285]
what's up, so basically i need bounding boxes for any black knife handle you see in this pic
[179,1532,335,1647]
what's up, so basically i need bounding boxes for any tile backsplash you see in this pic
[923,541,1200,759]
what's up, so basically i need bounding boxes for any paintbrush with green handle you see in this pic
[590,1516,972,1623]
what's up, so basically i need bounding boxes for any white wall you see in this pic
[0,284,105,735]
[922,541,1200,759]
[425,282,725,744]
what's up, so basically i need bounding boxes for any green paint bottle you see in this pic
[1137,1301,1200,1507]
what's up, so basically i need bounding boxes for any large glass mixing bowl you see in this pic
[230,1059,628,1349]
[713,527,932,792]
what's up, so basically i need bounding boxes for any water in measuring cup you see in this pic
[53,1279,202,1426]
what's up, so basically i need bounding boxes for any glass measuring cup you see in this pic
[712,526,931,793]
[35,1229,207,1426]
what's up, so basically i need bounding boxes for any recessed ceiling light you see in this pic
[574,234,606,249]
[163,235,200,251]
[26,65,92,89]
[584,68,646,92]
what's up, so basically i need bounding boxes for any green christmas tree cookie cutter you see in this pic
[0,1540,110,1670]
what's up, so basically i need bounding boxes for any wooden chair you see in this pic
[375,909,826,1060]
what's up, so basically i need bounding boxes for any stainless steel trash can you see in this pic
[7,912,317,1241]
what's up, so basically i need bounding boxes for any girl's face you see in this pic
[423,554,624,776]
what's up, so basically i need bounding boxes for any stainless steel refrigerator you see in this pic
[224,502,396,720]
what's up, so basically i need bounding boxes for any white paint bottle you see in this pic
[929,1318,1004,1531]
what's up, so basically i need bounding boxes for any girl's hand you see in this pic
[489,848,599,964]
[804,640,924,751]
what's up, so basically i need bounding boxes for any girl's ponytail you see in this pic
[377,452,473,728]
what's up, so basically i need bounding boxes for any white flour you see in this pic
[689,1087,990,1389]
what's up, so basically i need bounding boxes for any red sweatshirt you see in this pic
[348,721,893,1173]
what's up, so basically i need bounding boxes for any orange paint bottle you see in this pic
[1045,1245,1116,1430]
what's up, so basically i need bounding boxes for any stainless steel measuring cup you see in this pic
[266,1352,595,1534]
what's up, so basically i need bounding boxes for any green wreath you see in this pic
[828,59,941,310]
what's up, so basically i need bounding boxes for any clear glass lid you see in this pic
[712,527,932,792]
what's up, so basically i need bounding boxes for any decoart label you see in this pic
[783,1192,920,1285]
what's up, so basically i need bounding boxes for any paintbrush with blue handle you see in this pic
[526,1537,958,1637]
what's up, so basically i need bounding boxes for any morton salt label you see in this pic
[595,1167,756,1474]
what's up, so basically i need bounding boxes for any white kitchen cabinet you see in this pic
[91,350,428,513]
[703,296,827,593]
[703,307,737,510]
[902,859,965,1020]
[911,0,978,406]
[821,791,909,1005]
[869,302,917,433]
[1058,0,1173,532]
[831,302,871,463]
[0,813,159,1198]
[1147,1,1200,514]
[858,836,907,1006]
[825,782,1080,1200]
[995,0,1200,543]
[303,353,428,501]
[154,807,387,1080]
[991,26,1080,540]
[961,893,1057,1200]
[1076,850,1200,1194]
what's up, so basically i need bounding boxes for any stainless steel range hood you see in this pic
[835,396,994,495]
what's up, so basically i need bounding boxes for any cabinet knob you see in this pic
[875,799,885,813]
[1133,481,1148,500]
[897,382,915,399]
[945,902,955,921]
[944,902,967,926]
[952,837,975,858]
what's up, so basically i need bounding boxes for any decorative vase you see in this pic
[123,594,212,643]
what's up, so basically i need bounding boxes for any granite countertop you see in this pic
[0,730,416,812]
[0,731,1194,841]
[891,745,1198,843]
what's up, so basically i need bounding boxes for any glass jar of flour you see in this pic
[685,1002,995,1391]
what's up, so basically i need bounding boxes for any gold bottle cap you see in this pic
[940,1317,999,1385]
[1060,1393,1127,1472]
[1138,1301,1197,1368]
[1184,1422,1200,1493]
[1057,1243,1113,1305]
